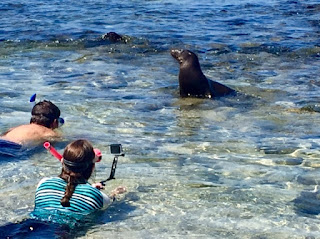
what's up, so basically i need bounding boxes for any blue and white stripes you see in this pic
[35,177,103,212]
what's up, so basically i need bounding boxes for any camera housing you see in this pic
[100,144,125,185]
[110,144,123,155]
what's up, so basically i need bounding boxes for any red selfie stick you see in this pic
[44,141,102,162]
[43,142,63,161]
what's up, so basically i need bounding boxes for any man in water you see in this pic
[1,100,62,146]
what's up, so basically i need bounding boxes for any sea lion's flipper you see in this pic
[208,79,236,97]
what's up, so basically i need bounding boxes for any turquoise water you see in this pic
[1,0,320,238]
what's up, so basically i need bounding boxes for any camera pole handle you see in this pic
[100,155,119,185]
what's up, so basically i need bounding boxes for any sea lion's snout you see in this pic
[170,49,184,63]
[170,49,183,58]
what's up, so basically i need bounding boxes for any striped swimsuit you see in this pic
[34,177,110,212]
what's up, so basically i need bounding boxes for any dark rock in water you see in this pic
[275,157,304,166]
[306,3,320,11]
[260,146,297,155]
[296,171,320,186]
[310,80,320,87]
[300,104,320,113]
[293,190,320,215]
[207,43,232,55]
[239,43,291,55]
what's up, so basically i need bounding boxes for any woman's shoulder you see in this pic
[75,183,104,199]
[77,183,102,192]
[36,177,65,188]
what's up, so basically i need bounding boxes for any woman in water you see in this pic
[33,139,126,218]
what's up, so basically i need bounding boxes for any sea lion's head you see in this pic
[170,49,201,69]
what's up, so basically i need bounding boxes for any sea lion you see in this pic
[171,49,235,98]
[84,32,125,48]
[101,32,124,43]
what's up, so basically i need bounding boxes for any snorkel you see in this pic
[30,93,65,127]
[43,142,63,161]
[29,93,37,103]
[43,141,102,162]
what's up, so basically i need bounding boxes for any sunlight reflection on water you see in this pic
[1,0,320,238]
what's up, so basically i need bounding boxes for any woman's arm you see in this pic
[92,183,127,208]
[102,186,127,208]
[109,186,126,199]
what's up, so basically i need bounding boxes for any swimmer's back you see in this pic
[1,124,60,145]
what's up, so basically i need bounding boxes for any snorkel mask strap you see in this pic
[62,159,92,173]
[58,117,64,127]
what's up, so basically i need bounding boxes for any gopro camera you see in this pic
[110,144,123,155]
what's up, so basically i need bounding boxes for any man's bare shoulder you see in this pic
[1,124,60,145]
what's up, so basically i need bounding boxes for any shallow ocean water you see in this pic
[1,0,320,238]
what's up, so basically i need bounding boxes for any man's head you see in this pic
[30,100,61,129]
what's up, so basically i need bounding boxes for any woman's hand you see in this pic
[92,182,105,190]
[110,186,127,198]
